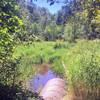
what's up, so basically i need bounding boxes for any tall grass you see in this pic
[14,40,100,99]
[14,41,72,81]
[64,40,100,100]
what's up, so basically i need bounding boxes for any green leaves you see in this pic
[0,0,23,85]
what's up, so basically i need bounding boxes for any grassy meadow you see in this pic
[14,41,73,80]
[14,40,100,99]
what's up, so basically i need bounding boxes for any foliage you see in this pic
[17,0,57,42]
[64,23,73,42]
[56,0,100,41]
[23,0,100,42]
[0,0,100,99]
[0,0,23,85]
[64,40,100,89]
[44,21,64,40]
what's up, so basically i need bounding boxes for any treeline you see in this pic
[57,0,100,42]
[1,0,99,44]
[16,0,100,42]
[1,0,98,43]
[17,0,64,41]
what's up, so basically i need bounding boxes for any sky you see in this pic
[32,0,65,14]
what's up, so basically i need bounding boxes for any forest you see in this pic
[0,0,100,100]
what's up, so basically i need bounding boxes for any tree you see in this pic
[44,21,64,40]
[17,0,55,41]
[64,23,73,42]
[0,0,23,85]
[56,0,100,41]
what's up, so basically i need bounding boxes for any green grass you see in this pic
[64,40,100,89]
[14,41,73,81]
[14,40,100,92]
[12,40,100,100]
